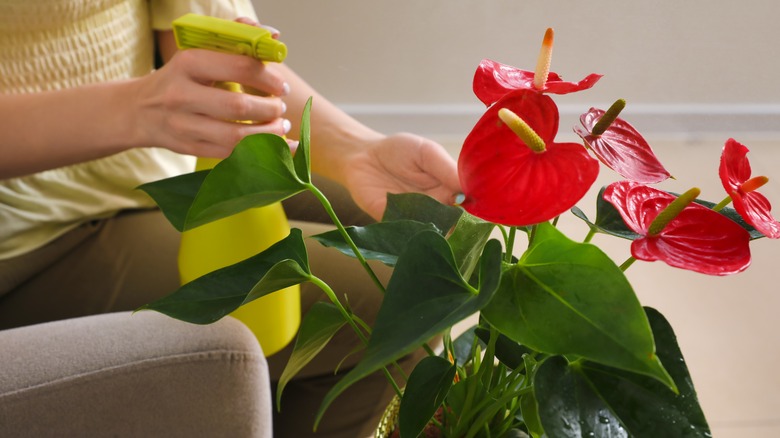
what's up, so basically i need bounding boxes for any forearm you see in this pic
[0,81,138,179]
[270,63,385,186]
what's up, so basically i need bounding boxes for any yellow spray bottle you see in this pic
[172,14,300,356]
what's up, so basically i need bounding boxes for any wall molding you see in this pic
[340,103,780,142]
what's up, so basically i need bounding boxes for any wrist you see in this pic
[105,78,146,151]
[311,121,385,185]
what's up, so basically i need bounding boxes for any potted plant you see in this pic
[137,28,777,437]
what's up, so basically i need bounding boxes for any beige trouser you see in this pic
[0,176,422,438]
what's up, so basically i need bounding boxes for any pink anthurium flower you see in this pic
[472,29,601,107]
[574,102,671,184]
[603,181,751,276]
[458,89,599,226]
[719,138,780,239]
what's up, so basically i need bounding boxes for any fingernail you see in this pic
[282,82,291,96]
[281,101,287,114]
[287,140,299,154]
[262,24,281,37]
[282,119,292,134]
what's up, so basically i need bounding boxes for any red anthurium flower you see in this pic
[473,58,603,107]
[574,105,671,184]
[458,89,599,226]
[719,138,780,239]
[603,181,751,275]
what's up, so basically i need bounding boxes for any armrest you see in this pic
[0,311,272,437]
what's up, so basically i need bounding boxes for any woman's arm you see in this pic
[0,31,289,180]
[269,62,461,219]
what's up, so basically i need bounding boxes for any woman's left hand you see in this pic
[340,133,461,220]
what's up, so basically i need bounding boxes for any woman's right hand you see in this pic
[129,46,292,159]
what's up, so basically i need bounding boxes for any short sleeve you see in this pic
[150,0,259,30]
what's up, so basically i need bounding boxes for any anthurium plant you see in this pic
[138,28,778,437]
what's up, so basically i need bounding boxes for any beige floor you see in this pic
[441,135,780,438]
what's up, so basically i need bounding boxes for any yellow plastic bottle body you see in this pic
[178,157,301,356]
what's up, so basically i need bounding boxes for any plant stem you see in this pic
[308,275,403,397]
[505,227,517,263]
[619,256,636,271]
[306,183,386,294]
[583,227,597,243]
[528,224,538,247]
[309,275,368,343]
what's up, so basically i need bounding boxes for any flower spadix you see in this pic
[719,138,780,238]
[458,89,599,226]
[575,100,670,184]
[603,181,751,275]
[473,28,602,107]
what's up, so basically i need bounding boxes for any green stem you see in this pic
[619,256,636,271]
[712,195,733,212]
[464,378,531,438]
[583,227,597,243]
[308,275,403,397]
[309,275,368,344]
[528,224,538,247]
[307,183,386,294]
[505,227,517,263]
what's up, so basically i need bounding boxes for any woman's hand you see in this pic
[129,46,292,159]
[339,133,461,220]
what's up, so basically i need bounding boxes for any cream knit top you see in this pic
[0,0,258,260]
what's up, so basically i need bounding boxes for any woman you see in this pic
[0,0,460,436]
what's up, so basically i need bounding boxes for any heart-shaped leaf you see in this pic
[310,220,440,266]
[399,356,456,438]
[534,307,711,438]
[139,134,307,231]
[481,222,675,389]
[293,98,313,184]
[383,192,463,234]
[315,232,503,427]
[137,229,311,323]
[276,301,346,409]
[447,212,496,283]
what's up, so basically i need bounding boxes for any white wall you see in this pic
[252,3,780,436]
[255,0,780,140]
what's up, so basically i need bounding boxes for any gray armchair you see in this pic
[0,311,272,437]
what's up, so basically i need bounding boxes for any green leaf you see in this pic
[293,97,312,184]
[138,170,210,231]
[450,325,484,367]
[482,222,675,389]
[399,356,456,438]
[520,354,545,438]
[310,220,440,266]
[382,192,463,233]
[534,308,711,438]
[448,211,496,283]
[140,134,307,231]
[315,232,503,427]
[535,356,628,438]
[444,374,489,430]
[276,302,346,410]
[572,186,641,240]
[185,134,307,230]
[475,327,533,370]
[137,229,311,323]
